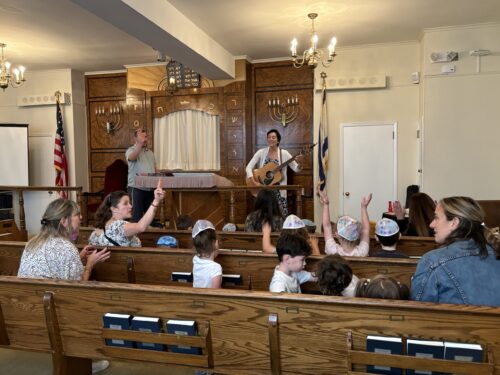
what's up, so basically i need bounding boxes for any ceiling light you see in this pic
[0,43,26,91]
[290,13,337,69]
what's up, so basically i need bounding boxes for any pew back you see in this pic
[0,276,499,375]
[79,227,438,257]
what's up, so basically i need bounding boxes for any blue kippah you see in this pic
[157,235,178,248]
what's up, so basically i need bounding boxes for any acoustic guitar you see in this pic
[246,144,316,196]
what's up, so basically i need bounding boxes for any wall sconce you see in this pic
[268,95,299,127]
[95,104,122,134]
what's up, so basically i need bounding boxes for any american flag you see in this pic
[54,100,69,198]
[317,84,329,191]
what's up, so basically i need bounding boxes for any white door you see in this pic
[341,122,397,220]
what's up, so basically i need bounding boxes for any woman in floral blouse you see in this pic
[88,179,165,247]
[18,198,110,280]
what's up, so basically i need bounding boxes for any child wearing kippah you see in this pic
[318,189,371,257]
[192,220,222,288]
[262,214,320,255]
[372,218,409,258]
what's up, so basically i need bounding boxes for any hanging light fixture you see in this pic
[290,13,337,69]
[0,43,26,90]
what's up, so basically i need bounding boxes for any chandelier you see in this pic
[0,43,26,90]
[290,13,337,69]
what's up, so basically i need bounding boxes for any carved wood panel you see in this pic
[89,100,130,149]
[91,152,127,173]
[226,129,243,144]
[254,63,313,88]
[225,160,245,176]
[225,95,243,111]
[254,89,313,148]
[226,112,243,127]
[227,145,244,160]
[87,75,127,98]
[152,93,221,118]
[91,177,104,192]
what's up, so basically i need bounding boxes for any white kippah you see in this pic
[192,219,215,238]
[283,214,305,229]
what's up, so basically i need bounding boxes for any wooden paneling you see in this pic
[90,152,126,173]
[127,65,167,92]
[91,177,104,193]
[252,62,314,219]
[152,92,222,118]
[254,62,313,88]
[87,75,127,98]
[89,100,130,149]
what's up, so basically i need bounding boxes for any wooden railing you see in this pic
[0,186,83,240]
[158,184,305,227]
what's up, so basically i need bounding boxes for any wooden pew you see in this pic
[0,241,418,289]
[0,276,498,375]
[79,226,438,257]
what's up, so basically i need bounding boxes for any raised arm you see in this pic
[262,222,276,253]
[360,193,373,244]
[318,188,334,242]
[124,179,165,236]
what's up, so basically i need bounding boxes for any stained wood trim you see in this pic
[0,304,10,345]
[268,313,280,375]
[126,257,136,284]
[43,292,92,375]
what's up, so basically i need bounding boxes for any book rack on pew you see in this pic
[346,331,494,375]
[44,291,215,370]
[101,324,213,368]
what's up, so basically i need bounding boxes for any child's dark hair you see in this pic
[176,214,194,230]
[376,232,400,247]
[276,233,312,262]
[94,190,128,229]
[355,275,409,300]
[193,228,217,257]
[316,255,353,296]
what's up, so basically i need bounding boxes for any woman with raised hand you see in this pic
[411,196,500,306]
[18,198,110,281]
[89,179,165,247]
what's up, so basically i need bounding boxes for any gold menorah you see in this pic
[268,95,299,127]
[95,104,122,134]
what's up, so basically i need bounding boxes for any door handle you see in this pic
[344,192,350,197]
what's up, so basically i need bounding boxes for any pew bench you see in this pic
[0,276,498,375]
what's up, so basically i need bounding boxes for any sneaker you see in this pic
[92,360,109,374]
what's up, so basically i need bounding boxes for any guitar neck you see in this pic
[271,155,299,173]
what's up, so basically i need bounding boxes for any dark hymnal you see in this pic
[222,274,242,286]
[406,339,444,375]
[103,313,134,348]
[442,341,483,375]
[171,272,193,283]
[131,316,165,351]
[166,319,201,355]
[366,335,403,375]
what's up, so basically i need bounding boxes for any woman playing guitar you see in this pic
[245,129,303,216]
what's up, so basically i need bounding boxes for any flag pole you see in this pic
[317,72,329,192]
[54,90,62,103]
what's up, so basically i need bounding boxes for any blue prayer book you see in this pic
[131,316,165,351]
[222,274,242,286]
[406,339,445,375]
[171,272,193,283]
[442,341,483,374]
[103,313,134,348]
[166,319,201,355]
[366,335,403,375]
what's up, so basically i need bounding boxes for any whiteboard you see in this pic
[0,124,29,186]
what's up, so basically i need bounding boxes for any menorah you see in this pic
[95,104,122,134]
[268,95,299,127]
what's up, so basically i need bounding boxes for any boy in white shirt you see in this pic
[192,220,222,288]
[269,232,317,293]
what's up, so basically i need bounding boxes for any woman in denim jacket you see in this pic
[411,196,500,306]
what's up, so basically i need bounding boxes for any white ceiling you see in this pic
[1,0,500,75]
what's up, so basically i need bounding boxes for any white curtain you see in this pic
[154,110,220,170]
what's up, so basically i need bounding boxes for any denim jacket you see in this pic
[411,239,500,307]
